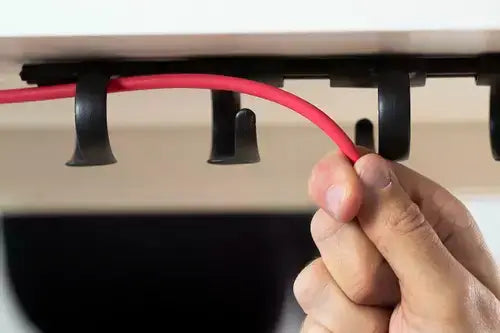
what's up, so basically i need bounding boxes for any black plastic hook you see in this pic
[355,118,375,151]
[490,82,500,160]
[475,56,500,161]
[377,70,411,161]
[207,90,260,164]
[66,71,117,166]
[353,71,411,160]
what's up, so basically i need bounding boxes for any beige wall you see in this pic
[0,124,498,213]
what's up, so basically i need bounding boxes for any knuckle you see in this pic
[388,201,427,235]
[293,259,329,311]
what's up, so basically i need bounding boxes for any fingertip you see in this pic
[308,152,337,199]
[341,182,363,222]
[329,181,363,223]
[354,153,387,173]
[354,154,393,190]
[308,151,363,222]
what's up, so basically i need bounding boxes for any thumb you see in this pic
[354,154,465,299]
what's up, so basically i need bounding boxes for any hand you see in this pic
[293,151,500,332]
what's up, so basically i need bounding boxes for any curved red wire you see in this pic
[0,74,360,162]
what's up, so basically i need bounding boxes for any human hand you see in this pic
[293,151,500,332]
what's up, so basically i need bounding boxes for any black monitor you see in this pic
[2,212,316,333]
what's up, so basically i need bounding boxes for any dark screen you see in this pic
[3,213,316,333]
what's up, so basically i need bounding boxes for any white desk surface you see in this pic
[1,1,500,62]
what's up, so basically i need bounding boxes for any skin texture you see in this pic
[293,150,500,333]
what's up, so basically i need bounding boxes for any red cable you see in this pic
[0,74,360,162]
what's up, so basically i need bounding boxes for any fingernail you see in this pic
[325,185,345,220]
[358,160,392,189]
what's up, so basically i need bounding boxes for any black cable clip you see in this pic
[377,70,411,160]
[489,81,500,160]
[66,71,117,166]
[355,70,411,161]
[207,90,260,164]
[355,118,375,151]
[476,57,500,161]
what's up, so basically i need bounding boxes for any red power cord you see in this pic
[0,74,360,162]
